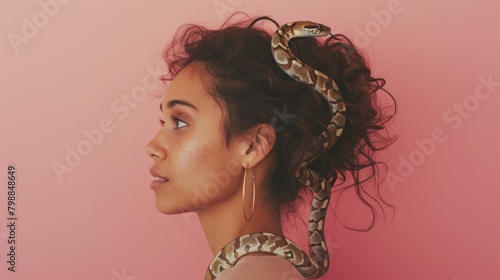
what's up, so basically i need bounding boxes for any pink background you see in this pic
[1,0,499,279]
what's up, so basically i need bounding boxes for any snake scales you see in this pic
[205,21,347,279]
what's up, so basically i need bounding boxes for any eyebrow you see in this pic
[160,99,198,112]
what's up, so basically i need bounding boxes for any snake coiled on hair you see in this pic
[205,21,347,279]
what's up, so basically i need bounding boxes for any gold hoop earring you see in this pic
[242,164,256,222]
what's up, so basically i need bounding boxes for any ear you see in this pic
[237,123,276,169]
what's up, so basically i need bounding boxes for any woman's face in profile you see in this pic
[145,63,242,214]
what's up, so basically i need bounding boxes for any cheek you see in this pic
[176,134,225,176]
[172,136,234,207]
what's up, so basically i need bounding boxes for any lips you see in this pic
[149,167,169,181]
[149,167,169,189]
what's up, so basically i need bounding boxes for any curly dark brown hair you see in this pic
[159,14,397,231]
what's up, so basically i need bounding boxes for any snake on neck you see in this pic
[205,21,347,279]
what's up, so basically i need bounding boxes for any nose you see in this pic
[145,132,166,160]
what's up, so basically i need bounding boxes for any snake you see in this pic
[205,21,347,279]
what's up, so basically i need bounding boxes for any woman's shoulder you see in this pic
[215,254,306,280]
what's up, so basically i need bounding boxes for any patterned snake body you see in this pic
[205,21,346,279]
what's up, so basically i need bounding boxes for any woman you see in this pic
[145,14,396,280]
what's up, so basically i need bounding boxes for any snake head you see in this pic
[278,21,332,40]
[301,22,331,36]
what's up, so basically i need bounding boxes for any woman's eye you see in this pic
[172,116,188,129]
[158,117,187,129]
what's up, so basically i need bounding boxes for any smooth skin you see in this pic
[145,62,283,256]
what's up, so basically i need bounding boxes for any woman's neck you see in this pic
[197,183,283,255]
